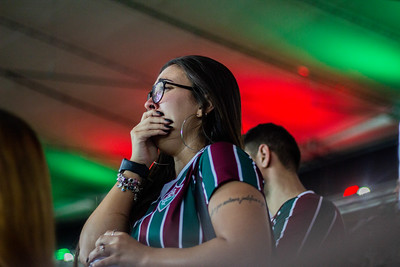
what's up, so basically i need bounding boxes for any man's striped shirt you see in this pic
[272,191,345,261]
[131,142,264,248]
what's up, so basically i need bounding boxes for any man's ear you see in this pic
[257,144,271,168]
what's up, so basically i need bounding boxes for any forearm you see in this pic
[79,171,140,261]
[140,236,269,267]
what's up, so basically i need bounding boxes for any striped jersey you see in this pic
[271,191,345,261]
[131,142,264,248]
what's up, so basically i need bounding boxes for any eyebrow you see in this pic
[157,78,173,83]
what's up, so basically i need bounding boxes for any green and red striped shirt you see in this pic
[272,191,345,261]
[131,142,264,248]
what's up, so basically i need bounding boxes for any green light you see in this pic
[289,19,400,88]
[55,248,71,261]
[44,147,117,220]
[45,147,116,187]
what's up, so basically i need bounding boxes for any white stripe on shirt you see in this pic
[320,209,338,245]
[297,196,323,255]
[208,147,218,188]
[160,204,170,248]
[179,201,184,248]
[233,145,244,182]
[146,211,156,246]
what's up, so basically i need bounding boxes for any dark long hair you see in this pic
[131,55,242,222]
[0,109,55,266]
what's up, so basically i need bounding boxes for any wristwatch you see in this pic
[119,158,149,178]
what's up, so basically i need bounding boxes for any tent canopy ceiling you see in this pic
[1,0,399,220]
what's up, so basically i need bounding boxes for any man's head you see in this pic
[244,123,301,173]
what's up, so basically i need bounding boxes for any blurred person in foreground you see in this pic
[78,55,273,266]
[0,109,55,266]
[244,123,345,265]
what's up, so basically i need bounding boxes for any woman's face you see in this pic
[145,64,202,154]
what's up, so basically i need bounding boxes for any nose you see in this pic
[144,97,158,111]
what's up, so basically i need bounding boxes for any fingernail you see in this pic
[86,257,89,263]
[156,111,164,116]
[164,125,173,129]
[162,129,170,133]
[164,118,173,123]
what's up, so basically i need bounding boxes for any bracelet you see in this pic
[116,173,142,201]
[119,158,149,178]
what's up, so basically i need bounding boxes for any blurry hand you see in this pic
[87,230,147,267]
[130,110,173,167]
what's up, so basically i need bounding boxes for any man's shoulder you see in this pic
[298,191,341,211]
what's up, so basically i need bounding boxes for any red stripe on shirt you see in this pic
[209,142,240,186]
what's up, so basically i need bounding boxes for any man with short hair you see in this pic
[244,123,345,265]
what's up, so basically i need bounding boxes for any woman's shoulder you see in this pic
[199,142,263,197]
[203,141,242,153]
[200,141,251,165]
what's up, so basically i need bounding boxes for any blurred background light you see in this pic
[343,185,359,197]
[55,248,73,262]
[357,186,371,196]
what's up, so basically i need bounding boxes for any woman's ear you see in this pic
[196,97,214,118]
[257,144,271,168]
[204,99,214,115]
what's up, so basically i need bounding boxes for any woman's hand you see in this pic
[130,110,173,167]
[87,230,147,267]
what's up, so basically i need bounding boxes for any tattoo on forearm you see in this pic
[210,195,264,217]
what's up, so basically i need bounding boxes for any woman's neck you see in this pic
[173,142,205,176]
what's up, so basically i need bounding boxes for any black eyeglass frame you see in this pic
[147,79,194,104]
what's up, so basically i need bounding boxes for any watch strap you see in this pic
[119,158,149,178]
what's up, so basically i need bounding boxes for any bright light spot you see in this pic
[297,65,309,77]
[357,187,371,196]
[64,253,74,262]
[343,185,359,197]
[55,248,70,261]
[55,248,74,261]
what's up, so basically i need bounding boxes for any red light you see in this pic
[343,185,359,197]
[297,66,309,77]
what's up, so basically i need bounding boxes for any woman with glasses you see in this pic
[79,55,273,266]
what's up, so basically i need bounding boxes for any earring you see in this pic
[180,114,199,151]
[196,107,203,118]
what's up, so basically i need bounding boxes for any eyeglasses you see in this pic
[147,79,193,104]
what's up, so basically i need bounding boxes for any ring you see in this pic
[112,230,116,236]
[99,244,105,252]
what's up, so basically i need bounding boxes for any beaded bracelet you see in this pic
[116,172,142,201]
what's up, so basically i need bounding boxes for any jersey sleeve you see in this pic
[198,142,264,200]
